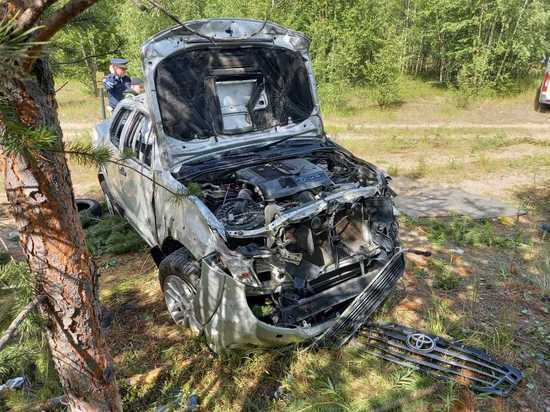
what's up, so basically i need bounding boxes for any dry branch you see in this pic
[15,0,58,31]
[24,0,99,69]
[0,294,45,351]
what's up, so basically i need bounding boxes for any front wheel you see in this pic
[159,249,203,335]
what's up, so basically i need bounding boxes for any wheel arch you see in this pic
[150,237,194,267]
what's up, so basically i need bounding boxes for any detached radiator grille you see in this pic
[312,252,406,348]
[359,324,523,396]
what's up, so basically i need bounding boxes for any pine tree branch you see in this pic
[61,147,187,200]
[0,110,187,203]
[15,0,59,31]
[24,0,99,69]
[0,294,45,352]
[33,0,98,43]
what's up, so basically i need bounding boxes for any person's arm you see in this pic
[123,76,132,90]
[103,73,117,90]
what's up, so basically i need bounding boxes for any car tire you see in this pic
[159,248,203,335]
[75,198,102,218]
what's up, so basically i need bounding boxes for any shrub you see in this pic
[364,39,402,107]
[407,158,428,179]
[423,217,523,248]
[432,267,461,290]
[84,216,146,256]
[317,81,349,114]
[429,259,461,290]
[456,49,496,105]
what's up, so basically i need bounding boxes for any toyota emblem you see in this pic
[406,333,436,352]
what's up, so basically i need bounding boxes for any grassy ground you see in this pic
[1,80,549,411]
[92,202,549,412]
[321,76,546,129]
[56,78,104,125]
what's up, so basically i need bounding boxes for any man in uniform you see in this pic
[124,77,145,97]
[103,58,131,110]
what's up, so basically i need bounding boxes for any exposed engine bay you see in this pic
[180,148,400,330]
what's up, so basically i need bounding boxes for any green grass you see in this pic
[470,132,509,152]
[320,76,448,126]
[415,216,525,249]
[429,258,461,291]
[322,75,543,131]
[56,79,102,124]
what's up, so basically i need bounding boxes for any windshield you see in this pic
[155,46,315,140]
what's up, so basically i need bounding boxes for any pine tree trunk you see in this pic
[1,59,122,411]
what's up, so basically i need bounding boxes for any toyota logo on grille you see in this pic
[406,333,436,352]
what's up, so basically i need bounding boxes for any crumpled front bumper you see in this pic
[194,259,335,353]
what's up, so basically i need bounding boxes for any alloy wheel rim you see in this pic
[164,275,196,327]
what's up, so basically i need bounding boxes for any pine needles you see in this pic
[84,215,146,256]
[0,259,58,401]
[0,15,44,78]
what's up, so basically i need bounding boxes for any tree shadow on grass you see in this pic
[101,275,301,411]
[99,201,550,412]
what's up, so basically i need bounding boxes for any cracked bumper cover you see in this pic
[195,259,335,353]
[195,250,407,353]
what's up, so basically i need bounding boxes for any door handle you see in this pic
[118,166,127,176]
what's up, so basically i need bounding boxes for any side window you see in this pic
[142,132,153,167]
[124,113,147,161]
[110,109,131,149]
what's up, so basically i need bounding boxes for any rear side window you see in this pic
[110,109,131,148]
[124,113,146,158]
[123,112,152,166]
[142,133,153,167]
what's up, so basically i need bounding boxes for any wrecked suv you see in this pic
[92,19,403,352]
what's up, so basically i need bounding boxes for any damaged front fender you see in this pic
[195,258,334,353]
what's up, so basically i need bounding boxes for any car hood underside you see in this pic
[141,19,323,162]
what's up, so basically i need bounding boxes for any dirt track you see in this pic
[63,121,549,130]
[341,122,549,130]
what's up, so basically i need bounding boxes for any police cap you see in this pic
[110,58,128,67]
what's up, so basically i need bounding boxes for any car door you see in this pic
[105,107,132,202]
[117,111,157,245]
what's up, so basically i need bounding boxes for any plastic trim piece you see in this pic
[357,323,523,397]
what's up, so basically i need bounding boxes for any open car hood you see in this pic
[141,19,324,166]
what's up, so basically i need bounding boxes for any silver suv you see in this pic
[92,19,403,352]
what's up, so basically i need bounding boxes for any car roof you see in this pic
[118,94,149,115]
